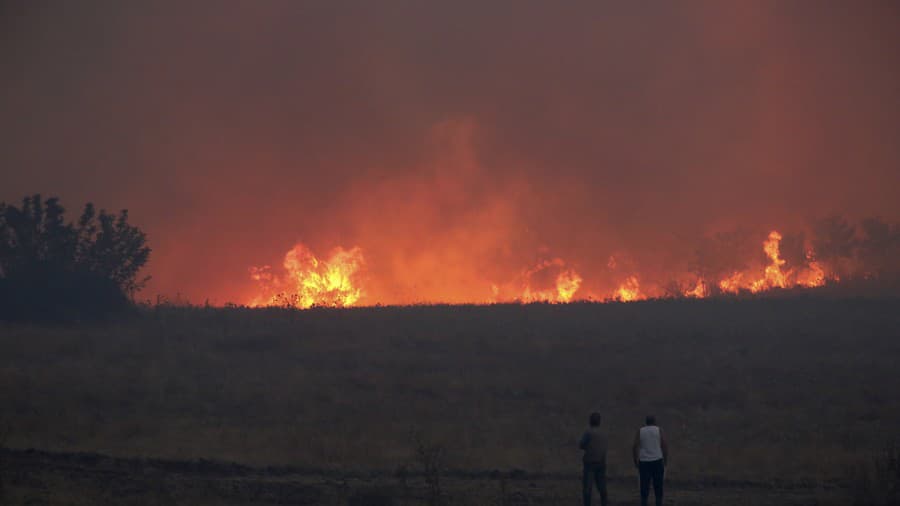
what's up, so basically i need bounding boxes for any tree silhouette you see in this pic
[858,217,900,280]
[0,194,150,321]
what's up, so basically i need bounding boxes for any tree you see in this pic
[858,217,900,280]
[810,216,856,260]
[810,216,857,280]
[0,194,151,321]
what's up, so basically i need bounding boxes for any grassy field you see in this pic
[1,297,899,504]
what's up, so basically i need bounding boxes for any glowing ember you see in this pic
[249,243,364,308]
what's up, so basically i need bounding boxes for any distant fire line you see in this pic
[247,229,842,308]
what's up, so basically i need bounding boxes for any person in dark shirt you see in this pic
[579,412,608,506]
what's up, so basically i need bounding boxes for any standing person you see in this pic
[633,415,668,506]
[579,412,608,506]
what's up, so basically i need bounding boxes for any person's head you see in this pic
[589,412,602,427]
[645,415,656,426]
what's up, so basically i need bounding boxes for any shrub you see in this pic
[0,194,150,321]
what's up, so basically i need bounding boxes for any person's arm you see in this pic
[660,429,669,466]
[632,430,640,467]
[579,431,590,450]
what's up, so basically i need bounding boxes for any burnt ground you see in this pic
[1,447,844,505]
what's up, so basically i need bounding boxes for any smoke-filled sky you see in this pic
[2,1,899,304]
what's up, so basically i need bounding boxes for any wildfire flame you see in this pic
[684,279,709,298]
[519,258,583,303]
[248,244,364,309]
[247,228,846,308]
[801,259,826,288]
[713,230,835,295]
[744,231,788,292]
[718,272,745,294]
[794,248,828,288]
[614,276,644,302]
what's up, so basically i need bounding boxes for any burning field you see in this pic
[235,117,899,311]
[246,216,898,309]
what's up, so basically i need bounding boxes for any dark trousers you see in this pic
[582,462,608,506]
[639,459,664,506]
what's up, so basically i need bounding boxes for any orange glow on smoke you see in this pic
[249,244,364,308]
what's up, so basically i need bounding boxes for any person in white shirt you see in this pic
[632,415,668,506]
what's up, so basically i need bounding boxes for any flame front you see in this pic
[710,230,835,296]
[249,244,364,309]
[246,227,852,308]
[238,118,871,307]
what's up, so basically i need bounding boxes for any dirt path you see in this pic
[1,448,843,505]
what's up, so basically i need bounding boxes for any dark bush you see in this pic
[0,194,150,321]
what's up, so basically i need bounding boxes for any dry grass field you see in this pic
[1,297,899,504]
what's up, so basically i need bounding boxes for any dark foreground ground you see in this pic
[1,297,899,504]
[1,447,841,505]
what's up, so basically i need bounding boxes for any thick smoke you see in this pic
[2,1,899,303]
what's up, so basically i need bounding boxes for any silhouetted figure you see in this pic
[633,415,668,506]
[579,412,608,506]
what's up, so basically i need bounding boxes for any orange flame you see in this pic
[249,244,364,308]
[796,249,826,288]
[716,231,789,294]
[712,231,837,296]
[718,271,744,294]
[520,258,583,303]
[684,279,709,298]
[614,276,643,302]
[750,231,788,292]
[803,261,826,287]
[246,227,848,307]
